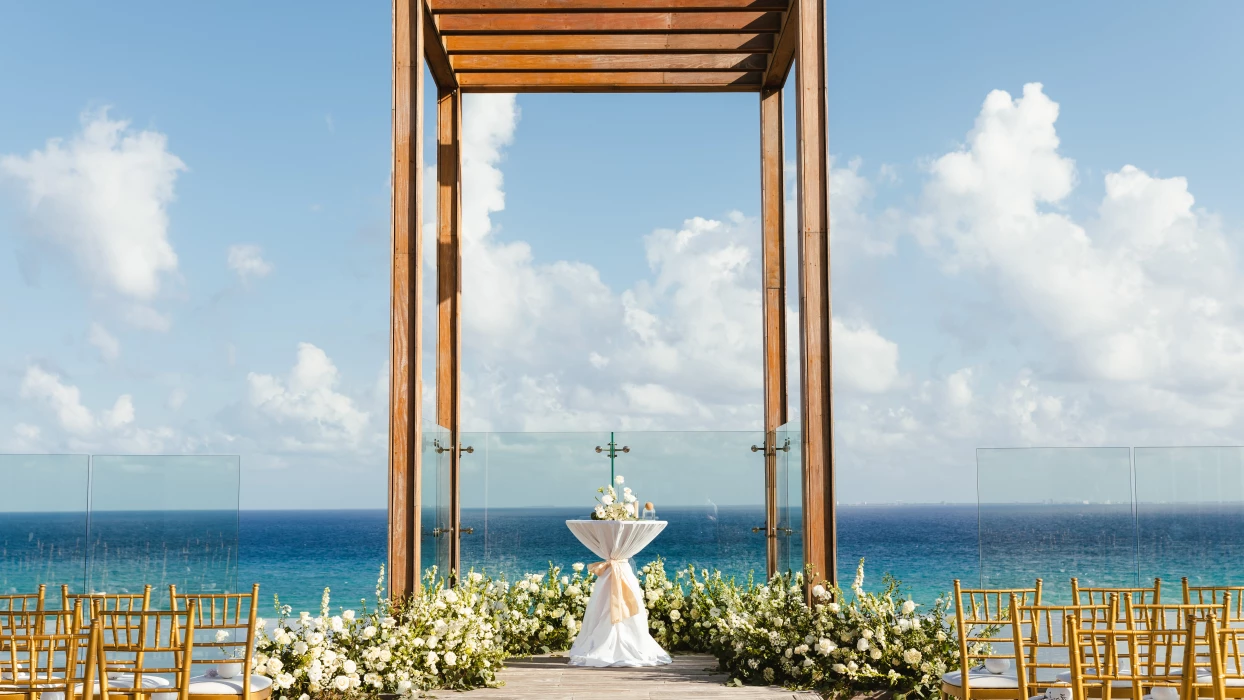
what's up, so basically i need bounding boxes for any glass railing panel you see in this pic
[977,447,1136,601]
[0,455,91,595]
[1135,447,1244,587]
[419,422,452,581]
[459,432,611,580]
[610,431,766,583]
[87,455,239,606]
[775,424,802,577]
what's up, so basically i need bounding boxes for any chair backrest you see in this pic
[62,585,153,623]
[0,604,105,700]
[94,606,196,700]
[1071,577,1161,612]
[0,586,46,613]
[1126,592,1229,679]
[1066,608,1199,700]
[953,579,1042,700]
[1182,577,1244,621]
[1010,594,1111,698]
[169,584,260,697]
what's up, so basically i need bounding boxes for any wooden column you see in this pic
[436,86,464,577]
[760,85,788,579]
[794,0,835,586]
[389,0,426,599]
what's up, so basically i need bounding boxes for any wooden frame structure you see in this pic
[389,0,834,597]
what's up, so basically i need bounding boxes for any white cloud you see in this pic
[246,343,373,452]
[15,366,175,452]
[833,318,901,394]
[1,109,183,303]
[88,322,120,362]
[227,244,273,281]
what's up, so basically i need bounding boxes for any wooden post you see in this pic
[760,85,787,579]
[436,86,464,578]
[794,0,835,586]
[389,0,426,599]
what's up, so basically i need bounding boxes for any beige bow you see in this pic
[587,559,642,624]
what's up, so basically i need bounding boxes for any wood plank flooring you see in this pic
[426,654,822,699]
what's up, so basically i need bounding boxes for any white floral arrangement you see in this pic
[591,474,639,520]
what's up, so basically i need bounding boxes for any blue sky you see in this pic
[1,2,1242,509]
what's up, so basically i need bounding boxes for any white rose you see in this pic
[828,602,841,613]
[669,610,681,621]
[615,475,624,485]
[902,600,917,615]
[362,626,376,639]
[426,651,439,666]
[573,563,585,572]
[444,651,457,666]
[342,660,357,675]
[601,494,615,506]
[812,585,827,599]
[333,676,350,691]
[342,610,355,621]
[561,576,569,585]
[266,658,283,674]
[293,641,308,655]
[857,638,869,651]
[904,649,922,665]
[330,616,344,632]
[276,673,294,689]
[869,648,882,660]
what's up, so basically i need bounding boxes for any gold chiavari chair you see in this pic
[1206,614,1244,699]
[1183,577,1244,623]
[62,586,153,621]
[169,584,270,700]
[0,604,106,700]
[941,579,1043,700]
[93,606,196,700]
[1126,591,1230,683]
[1066,608,1201,700]
[1009,594,1113,698]
[0,587,46,613]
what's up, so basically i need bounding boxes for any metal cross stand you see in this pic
[595,432,630,485]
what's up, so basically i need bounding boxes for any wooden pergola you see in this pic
[387,0,834,596]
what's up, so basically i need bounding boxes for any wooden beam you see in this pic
[763,0,796,87]
[760,86,787,579]
[431,0,789,11]
[445,32,774,53]
[389,0,426,600]
[452,52,767,71]
[458,70,761,91]
[436,86,463,579]
[436,11,782,33]
[424,1,458,90]
[794,0,834,587]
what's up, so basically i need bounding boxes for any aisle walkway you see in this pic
[431,654,822,699]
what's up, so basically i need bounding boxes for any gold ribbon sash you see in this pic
[587,559,642,624]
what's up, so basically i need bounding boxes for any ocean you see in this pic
[3,504,1242,614]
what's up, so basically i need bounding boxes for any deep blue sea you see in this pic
[3,504,1242,613]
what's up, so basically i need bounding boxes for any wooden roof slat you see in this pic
[436,11,782,34]
[423,1,458,89]
[457,70,762,92]
[452,52,766,71]
[762,0,796,87]
[431,0,789,12]
[443,32,774,54]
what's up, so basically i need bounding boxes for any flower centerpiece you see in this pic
[590,475,639,520]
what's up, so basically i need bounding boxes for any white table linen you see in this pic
[565,519,671,667]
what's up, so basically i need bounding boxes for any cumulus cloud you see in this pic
[1,109,184,307]
[227,244,273,281]
[15,366,175,452]
[246,343,373,452]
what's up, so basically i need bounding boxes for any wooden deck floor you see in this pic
[427,654,822,699]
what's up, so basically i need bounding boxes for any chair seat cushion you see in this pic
[189,673,273,695]
[108,673,174,689]
[942,668,1019,689]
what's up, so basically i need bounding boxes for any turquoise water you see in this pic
[4,504,1242,614]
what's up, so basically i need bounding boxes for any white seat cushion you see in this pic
[942,668,1019,689]
[1054,669,1134,688]
[189,673,273,695]
[108,673,173,688]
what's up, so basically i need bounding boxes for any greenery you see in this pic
[255,560,960,699]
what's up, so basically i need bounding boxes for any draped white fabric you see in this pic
[565,520,672,667]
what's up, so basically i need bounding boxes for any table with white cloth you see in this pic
[565,519,672,667]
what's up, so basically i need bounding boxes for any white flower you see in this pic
[669,610,681,621]
[832,663,848,674]
[904,649,923,665]
[275,673,294,689]
[812,584,827,599]
[362,625,376,639]
[342,660,357,675]
[469,572,483,583]
[827,602,841,614]
[816,638,836,656]
[902,600,917,615]
[870,648,882,660]
[625,503,636,517]
[601,494,615,506]
[594,506,606,518]
[615,475,624,485]
[293,641,308,655]
[857,638,869,651]
[333,676,350,692]
[215,630,230,643]
[561,576,569,585]
[342,610,355,621]
[396,680,412,694]
[444,651,457,666]
[862,629,874,640]
[573,563,584,572]
[266,658,283,674]
[329,616,344,632]
[426,651,439,666]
